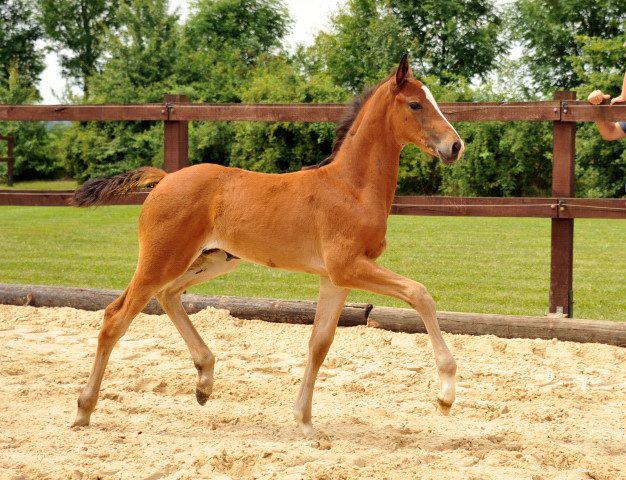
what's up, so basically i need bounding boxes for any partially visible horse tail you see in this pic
[71,166,167,207]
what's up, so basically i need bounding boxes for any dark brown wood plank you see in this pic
[3,191,622,216]
[163,95,189,172]
[391,196,559,218]
[0,104,168,121]
[168,102,561,122]
[0,190,148,206]
[4,100,626,123]
[557,198,626,219]
[169,103,347,122]
[0,190,74,206]
[560,100,626,122]
[439,101,560,122]
[0,101,588,123]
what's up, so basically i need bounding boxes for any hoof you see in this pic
[196,388,210,406]
[72,413,90,428]
[293,409,315,437]
[299,422,315,437]
[436,396,452,416]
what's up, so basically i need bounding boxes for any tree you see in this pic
[176,0,293,168]
[508,0,626,92]
[0,68,63,181]
[90,0,181,102]
[185,0,292,64]
[0,0,44,90]
[61,0,181,181]
[438,121,554,197]
[388,0,506,83]
[306,0,416,92]
[40,0,120,96]
[307,0,505,93]
[59,0,297,181]
[569,36,626,198]
[229,57,346,173]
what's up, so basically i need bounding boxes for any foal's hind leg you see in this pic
[293,276,350,436]
[156,249,241,405]
[73,284,155,427]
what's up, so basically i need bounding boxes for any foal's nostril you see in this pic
[452,141,461,157]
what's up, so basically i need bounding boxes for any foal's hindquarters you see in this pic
[73,168,237,427]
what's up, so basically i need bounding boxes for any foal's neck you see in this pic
[333,92,402,213]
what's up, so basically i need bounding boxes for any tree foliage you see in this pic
[0,0,44,90]
[229,57,346,172]
[40,0,120,96]
[62,0,181,182]
[0,5,53,183]
[508,0,626,92]
[0,68,63,180]
[306,0,505,93]
[185,0,291,63]
[306,0,415,92]
[90,0,181,103]
[569,35,626,197]
[388,0,506,83]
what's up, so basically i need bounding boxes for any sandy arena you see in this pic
[1,304,625,480]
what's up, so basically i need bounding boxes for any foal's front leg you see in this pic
[330,257,456,414]
[293,276,350,436]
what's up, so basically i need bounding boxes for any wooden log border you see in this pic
[0,283,370,328]
[0,283,623,347]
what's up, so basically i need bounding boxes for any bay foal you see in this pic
[72,56,464,436]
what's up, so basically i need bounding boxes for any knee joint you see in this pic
[407,283,434,310]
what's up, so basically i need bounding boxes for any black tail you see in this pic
[71,167,167,207]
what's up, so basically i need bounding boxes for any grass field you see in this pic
[0,179,78,190]
[1,204,624,321]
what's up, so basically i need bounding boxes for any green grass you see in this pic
[0,205,624,321]
[0,179,78,190]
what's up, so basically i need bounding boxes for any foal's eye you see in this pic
[409,102,422,110]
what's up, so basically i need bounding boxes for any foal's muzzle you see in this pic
[434,137,464,165]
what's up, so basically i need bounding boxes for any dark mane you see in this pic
[302,83,382,170]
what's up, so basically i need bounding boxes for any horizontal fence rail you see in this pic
[2,100,626,123]
[1,94,625,319]
[391,196,626,219]
[2,190,624,220]
[0,104,169,122]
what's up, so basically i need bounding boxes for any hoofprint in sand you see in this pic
[1,304,624,480]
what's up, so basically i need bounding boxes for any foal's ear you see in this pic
[394,54,412,90]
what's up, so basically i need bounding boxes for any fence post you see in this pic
[163,94,189,173]
[550,91,576,317]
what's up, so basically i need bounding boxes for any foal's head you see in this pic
[387,55,464,165]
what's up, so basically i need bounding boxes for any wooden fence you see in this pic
[1,92,625,318]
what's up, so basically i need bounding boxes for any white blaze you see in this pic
[422,86,461,139]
